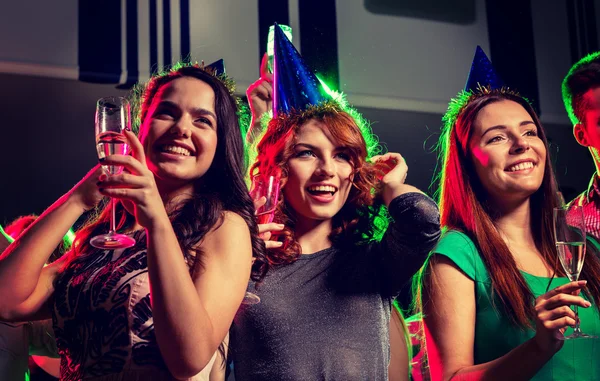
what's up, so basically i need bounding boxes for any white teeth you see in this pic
[307,185,337,193]
[162,145,191,156]
[508,162,534,172]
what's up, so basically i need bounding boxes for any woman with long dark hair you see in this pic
[0,63,267,381]
[418,48,600,381]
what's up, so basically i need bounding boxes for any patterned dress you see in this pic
[52,231,217,381]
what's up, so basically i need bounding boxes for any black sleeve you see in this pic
[373,192,441,297]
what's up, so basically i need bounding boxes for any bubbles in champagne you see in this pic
[556,241,586,281]
[96,131,129,175]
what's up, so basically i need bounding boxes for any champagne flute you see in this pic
[553,205,596,339]
[90,97,136,249]
[241,173,282,305]
[250,173,281,225]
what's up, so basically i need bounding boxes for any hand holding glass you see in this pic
[90,97,136,249]
[250,173,281,224]
[553,205,595,339]
[241,173,282,305]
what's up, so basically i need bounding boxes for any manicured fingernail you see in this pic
[276,224,285,228]
[274,242,283,246]
[580,280,588,285]
[585,301,592,307]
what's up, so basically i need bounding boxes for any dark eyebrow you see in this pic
[191,107,217,121]
[481,125,506,139]
[155,100,176,109]
[481,121,535,138]
[157,100,217,121]
[519,120,536,127]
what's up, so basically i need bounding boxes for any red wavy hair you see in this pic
[252,104,386,265]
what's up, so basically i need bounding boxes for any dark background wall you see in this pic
[0,0,597,225]
[0,72,593,225]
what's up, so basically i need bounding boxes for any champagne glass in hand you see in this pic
[553,205,595,339]
[90,97,136,249]
[250,173,281,224]
[241,172,282,305]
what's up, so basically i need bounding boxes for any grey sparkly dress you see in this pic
[230,193,441,381]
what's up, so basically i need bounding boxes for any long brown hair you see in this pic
[251,103,386,265]
[58,65,268,282]
[426,90,600,328]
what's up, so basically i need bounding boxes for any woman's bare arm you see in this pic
[425,256,585,381]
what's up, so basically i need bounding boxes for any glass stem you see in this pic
[573,304,581,334]
[109,198,117,234]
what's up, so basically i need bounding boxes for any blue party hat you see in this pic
[272,23,329,118]
[464,46,504,92]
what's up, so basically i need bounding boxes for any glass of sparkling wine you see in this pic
[250,173,281,225]
[90,97,136,249]
[241,173,282,305]
[553,205,595,339]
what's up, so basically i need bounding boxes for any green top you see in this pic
[432,230,600,381]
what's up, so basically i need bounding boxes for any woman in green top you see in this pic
[418,48,600,381]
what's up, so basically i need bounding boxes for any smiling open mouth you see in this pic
[160,145,193,156]
[306,185,338,196]
[506,161,535,172]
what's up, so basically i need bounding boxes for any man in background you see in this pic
[563,51,600,240]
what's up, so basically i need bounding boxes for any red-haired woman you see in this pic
[419,88,600,380]
[230,102,440,380]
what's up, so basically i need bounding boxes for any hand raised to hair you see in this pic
[371,152,422,207]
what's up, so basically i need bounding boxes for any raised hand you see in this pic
[97,130,168,229]
[246,54,274,145]
[371,152,420,206]
[247,54,274,120]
